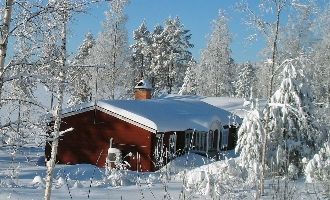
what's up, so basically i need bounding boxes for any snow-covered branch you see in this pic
[1,98,48,111]
[47,127,74,142]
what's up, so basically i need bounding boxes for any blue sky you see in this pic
[68,1,265,63]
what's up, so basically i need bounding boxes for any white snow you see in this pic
[61,95,241,133]
[134,79,152,89]
[1,146,326,200]
[98,97,237,132]
[200,96,267,118]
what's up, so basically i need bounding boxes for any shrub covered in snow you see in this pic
[181,158,246,198]
[305,140,330,183]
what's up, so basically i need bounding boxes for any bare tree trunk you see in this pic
[259,1,282,197]
[44,7,67,200]
[0,0,14,102]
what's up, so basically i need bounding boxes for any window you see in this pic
[154,134,164,166]
[169,134,177,158]
[185,130,194,150]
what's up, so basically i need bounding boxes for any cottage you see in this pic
[45,81,240,172]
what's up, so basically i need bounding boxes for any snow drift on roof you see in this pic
[97,98,238,132]
[134,79,152,89]
[61,95,241,132]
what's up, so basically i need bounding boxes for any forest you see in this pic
[0,0,329,199]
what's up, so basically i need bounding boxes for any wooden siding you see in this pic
[45,109,155,172]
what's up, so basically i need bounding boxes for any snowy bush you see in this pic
[32,175,45,188]
[183,158,245,198]
[288,163,299,180]
[305,140,330,183]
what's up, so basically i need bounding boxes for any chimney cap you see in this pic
[134,79,152,90]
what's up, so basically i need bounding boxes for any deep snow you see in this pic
[0,146,327,200]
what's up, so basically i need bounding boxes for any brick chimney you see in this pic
[134,79,152,100]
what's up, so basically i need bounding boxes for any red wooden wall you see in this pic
[45,109,155,172]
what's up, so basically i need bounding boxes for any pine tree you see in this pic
[67,32,95,106]
[178,59,197,95]
[267,57,323,174]
[235,98,264,186]
[149,17,193,95]
[131,21,152,82]
[235,62,256,98]
[198,10,235,97]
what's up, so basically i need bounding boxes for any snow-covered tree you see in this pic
[67,32,95,106]
[1,1,43,146]
[131,21,152,82]
[305,139,330,186]
[90,0,130,100]
[267,57,323,175]
[235,98,264,187]
[41,1,91,199]
[279,1,316,61]
[148,17,193,95]
[238,0,290,194]
[197,10,235,97]
[235,62,256,98]
[310,2,330,108]
[178,59,197,95]
[0,0,14,103]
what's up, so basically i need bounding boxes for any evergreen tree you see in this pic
[67,32,95,106]
[178,59,197,95]
[267,57,323,174]
[198,11,235,97]
[305,139,330,188]
[235,98,264,186]
[235,62,256,98]
[150,17,193,95]
[131,21,152,82]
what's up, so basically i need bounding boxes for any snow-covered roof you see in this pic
[134,79,152,89]
[62,96,240,133]
[159,95,247,118]
[200,96,267,118]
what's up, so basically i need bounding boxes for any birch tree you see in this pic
[237,0,289,195]
[2,1,44,146]
[310,2,330,108]
[90,0,130,100]
[42,1,90,199]
[0,0,14,103]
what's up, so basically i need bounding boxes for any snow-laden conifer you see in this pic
[305,139,330,184]
[131,21,152,81]
[150,17,193,95]
[178,59,197,95]
[235,62,256,98]
[197,10,235,97]
[235,97,264,187]
[67,33,95,106]
[267,56,323,174]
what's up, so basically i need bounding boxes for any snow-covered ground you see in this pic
[0,146,327,200]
